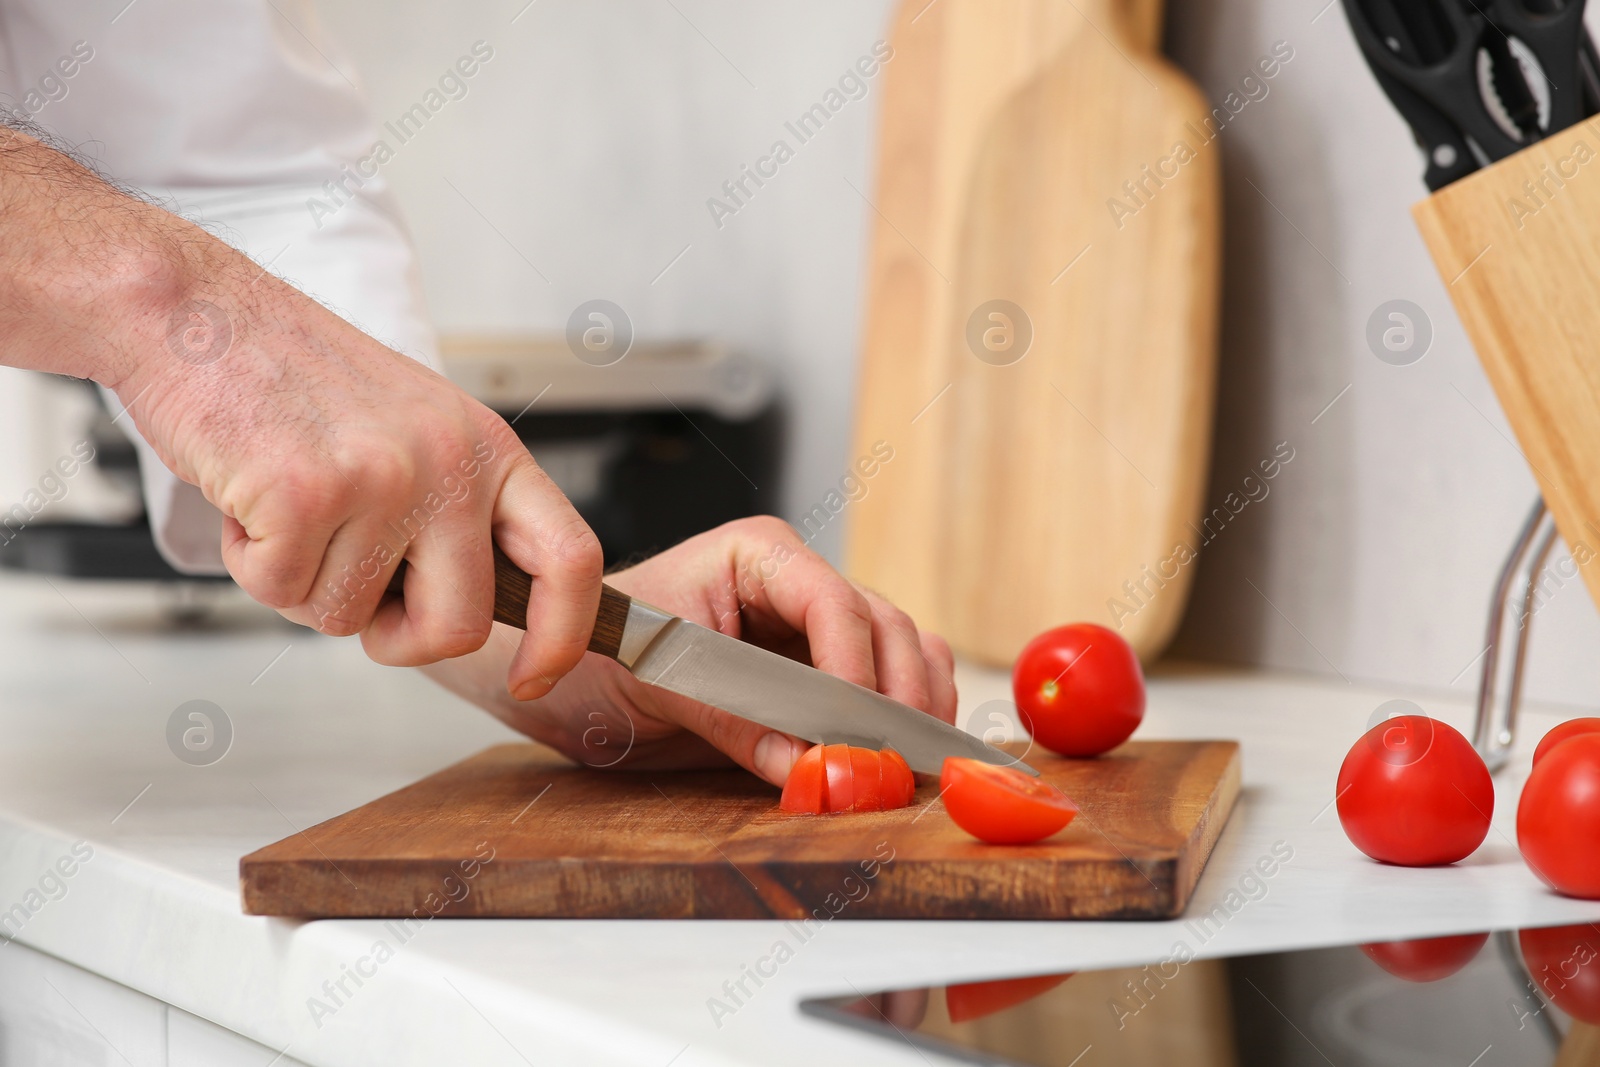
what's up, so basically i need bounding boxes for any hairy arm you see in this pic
[0,123,604,694]
[0,123,223,385]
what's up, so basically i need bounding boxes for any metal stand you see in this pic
[1473,498,1560,773]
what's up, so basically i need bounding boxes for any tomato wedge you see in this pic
[945,973,1074,1023]
[822,744,856,811]
[779,745,826,814]
[779,744,916,814]
[881,749,915,807]
[940,758,1078,844]
[849,746,882,810]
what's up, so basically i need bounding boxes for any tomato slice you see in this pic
[849,746,883,811]
[822,744,855,812]
[779,745,916,814]
[881,748,915,807]
[945,973,1074,1023]
[779,745,827,814]
[940,758,1078,844]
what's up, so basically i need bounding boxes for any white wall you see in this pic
[307,0,1599,710]
[1161,0,1600,709]
[313,0,893,556]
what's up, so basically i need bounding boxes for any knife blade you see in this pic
[461,548,1036,776]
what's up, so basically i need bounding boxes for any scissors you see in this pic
[1342,0,1600,189]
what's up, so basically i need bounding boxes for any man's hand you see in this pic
[0,126,601,697]
[421,517,959,786]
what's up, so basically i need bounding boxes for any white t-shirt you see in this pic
[0,0,436,574]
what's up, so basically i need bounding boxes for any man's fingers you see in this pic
[732,520,878,692]
[361,517,495,665]
[636,681,807,786]
[753,732,809,785]
[859,589,933,713]
[920,631,959,726]
[493,455,604,700]
[800,582,878,692]
[221,511,338,613]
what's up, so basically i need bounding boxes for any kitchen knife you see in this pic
[430,548,1036,776]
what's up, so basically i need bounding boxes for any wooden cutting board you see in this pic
[844,0,1220,667]
[240,740,1240,920]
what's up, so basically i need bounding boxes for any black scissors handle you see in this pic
[1491,0,1591,135]
[1343,0,1593,187]
[1368,64,1482,190]
[1344,0,1514,160]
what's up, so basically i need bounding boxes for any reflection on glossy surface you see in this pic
[1358,931,1490,983]
[1521,924,1600,1026]
[946,973,1074,1024]
[805,924,1600,1067]
[813,960,1237,1067]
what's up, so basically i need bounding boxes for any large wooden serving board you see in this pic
[845,0,1220,668]
[241,740,1239,921]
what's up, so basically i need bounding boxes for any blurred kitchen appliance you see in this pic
[439,336,778,568]
[0,371,191,580]
[843,0,1221,668]
[0,340,778,580]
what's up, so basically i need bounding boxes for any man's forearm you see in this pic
[0,125,239,389]
[0,122,611,684]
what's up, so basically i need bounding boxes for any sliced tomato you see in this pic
[881,748,915,807]
[780,744,916,814]
[1533,717,1600,767]
[940,758,1078,844]
[945,973,1073,1023]
[779,745,827,814]
[849,746,883,810]
[822,744,855,812]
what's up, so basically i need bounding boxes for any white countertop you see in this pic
[2,572,1598,1067]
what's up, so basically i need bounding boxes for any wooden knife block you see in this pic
[1413,120,1600,611]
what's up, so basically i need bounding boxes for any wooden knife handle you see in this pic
[387,548,632,660]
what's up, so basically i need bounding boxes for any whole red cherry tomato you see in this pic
[1335,715,1492,866]
[1519,923,1600,1024]
[945,973,1074,1023]
[1533,717,1600,767]
[780,745,915,814]
[939,758,1078,844]
[1359,932,1489,982]
[1012,624,1144,757]
[1518,733,1600,899]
